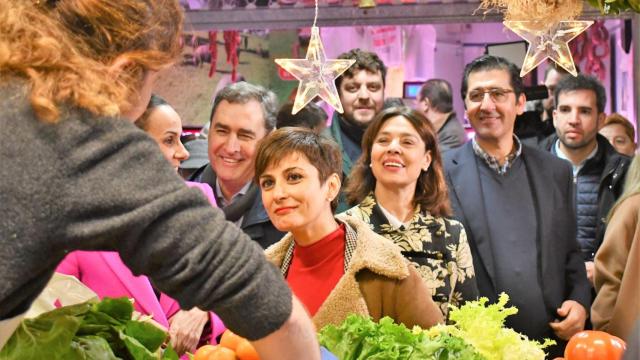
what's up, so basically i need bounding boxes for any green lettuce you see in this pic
[318,315,484,360]
[0,297,175,360]
[427,293,555,360]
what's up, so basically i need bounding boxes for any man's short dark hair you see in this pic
[419,79,453,113]
[460,55,524,102]
[335,48,387,91]
[276,102,327,130]
[544,63,577,80]
[554,74,607,113]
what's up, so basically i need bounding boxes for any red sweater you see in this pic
[286,224,346,316]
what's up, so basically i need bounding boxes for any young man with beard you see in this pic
[542,75,630,285]
[190,82,285,249]
[326,48,386,212]
[443,55,590,358]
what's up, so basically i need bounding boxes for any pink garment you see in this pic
[56,181,224,346]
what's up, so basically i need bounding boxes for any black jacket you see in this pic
[190,164,285,249]
[541,134,630,260]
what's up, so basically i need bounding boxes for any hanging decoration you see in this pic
[503,20,593,77]
[223,30,241,82]
[480,0,592,77]
[275,0,355,114]
[208,31,218,78]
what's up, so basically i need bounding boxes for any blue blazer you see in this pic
[443,142,591,313]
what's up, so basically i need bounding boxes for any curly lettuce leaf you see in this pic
[428,293,554,360]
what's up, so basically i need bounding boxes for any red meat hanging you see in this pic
[208,31,218,78]
[223,30,241,82]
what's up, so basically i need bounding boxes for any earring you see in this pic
[369,163,372,167]
[422,167,429,172]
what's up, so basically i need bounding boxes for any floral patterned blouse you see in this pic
[344,193,478,317]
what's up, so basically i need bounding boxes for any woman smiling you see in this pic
[257,128,443,330]
[344,106,478,317]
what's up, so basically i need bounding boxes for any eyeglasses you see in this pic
[467,88,514,103]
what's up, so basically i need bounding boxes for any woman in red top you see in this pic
[256,127,443,330]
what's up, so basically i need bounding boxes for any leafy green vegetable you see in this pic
[427,293,555,360]
[318,315,483,360]
[0,297,172,360]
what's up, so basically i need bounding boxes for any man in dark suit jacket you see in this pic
[416,79,467,152]
[443,55,590,358]
[190,82,285,249]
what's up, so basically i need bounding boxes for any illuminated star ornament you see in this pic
[275,26,355,114]
[504,20,593,77]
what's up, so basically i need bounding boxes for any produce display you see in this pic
[319,294,554,360]
[192,330,259,360]
[0,297,177,360]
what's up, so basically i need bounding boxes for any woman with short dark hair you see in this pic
[256,127,443,330]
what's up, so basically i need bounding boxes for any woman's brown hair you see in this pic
[344,106,452,217]
[255,128,343,212]
[0,0,183,122]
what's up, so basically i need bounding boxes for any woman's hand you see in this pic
[168,308,209,355]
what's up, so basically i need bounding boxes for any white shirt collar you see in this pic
[555,140,599,176]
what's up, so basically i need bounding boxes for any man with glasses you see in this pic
[443,55,590,357]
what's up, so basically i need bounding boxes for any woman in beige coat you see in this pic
[592,156,640,341]
[256,128,444,331]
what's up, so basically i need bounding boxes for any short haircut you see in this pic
[135,94,169,131]
[210,81,278,132]
[461,55,524,102]
[544,63,577,80]
[554,74,607,113]
[604,113,635,142]
[343,106,452,217]
[335,48,387,91]
[255,128,343,212]
[419,79,453,113]
[383,97,405,109]
[276,102,328,130]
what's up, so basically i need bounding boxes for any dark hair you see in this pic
[335,48,387,91]
[461,55,524,102]
[134,94,169,131]
[544,64,574,80]
[419,79,453,113]
[344,106,451,217]
[255,128,343,212]
[276,102,328,131]
[554,74,607,113]
[383,97,405,109]
[210,81,278,132]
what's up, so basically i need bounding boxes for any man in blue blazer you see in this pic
[443,55,590,358]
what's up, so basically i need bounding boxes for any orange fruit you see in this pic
[210,346,237,360]
[220,330,243,351]
[236,339,260,360]
[193,345,218,360]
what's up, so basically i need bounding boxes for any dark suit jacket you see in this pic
[443,142,591,314]
[189,164,285,249]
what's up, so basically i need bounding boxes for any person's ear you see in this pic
[422,150,432,172]
[108,55,134,77]
[326,173,342,203]
[596,112,606,130]
[516,93,526,115]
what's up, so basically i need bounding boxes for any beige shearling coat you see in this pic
[592,194,640,341]
[265,215,443,331]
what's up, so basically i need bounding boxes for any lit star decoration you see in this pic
[504,20,594,77]
[274,1,355,114]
